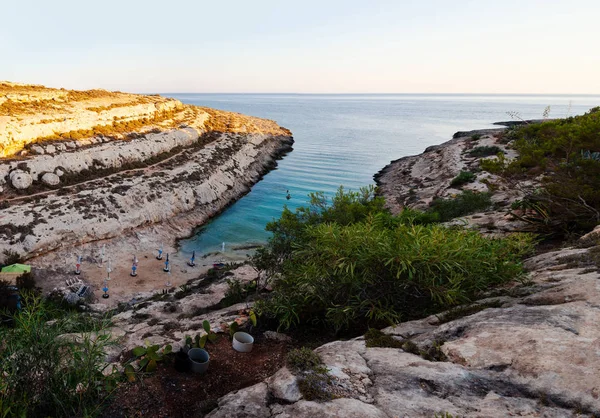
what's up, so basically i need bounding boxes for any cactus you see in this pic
[184,320,218,350]
[125,342,172,381]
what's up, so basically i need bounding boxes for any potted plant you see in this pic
[182,320,218,373]
[188,347,210,373]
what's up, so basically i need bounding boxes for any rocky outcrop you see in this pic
[0,127,203,186]
[374,127,535,234]
[206,242,600,417]
[0,82,185,157]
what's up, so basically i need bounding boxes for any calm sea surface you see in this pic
[168,94,600,257]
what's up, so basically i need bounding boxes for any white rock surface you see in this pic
[41,172,60,186]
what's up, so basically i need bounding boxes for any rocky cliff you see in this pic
[0,83,293,263]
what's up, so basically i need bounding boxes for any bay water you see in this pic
[170,94,600,258]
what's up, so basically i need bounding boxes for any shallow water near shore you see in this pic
[171,93,600,258]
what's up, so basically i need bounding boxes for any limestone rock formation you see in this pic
[0,82,293,261]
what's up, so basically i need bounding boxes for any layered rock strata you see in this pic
[0,82,293,261]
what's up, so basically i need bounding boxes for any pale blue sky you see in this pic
[2,0,598,93]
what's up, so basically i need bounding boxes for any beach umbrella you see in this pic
[1,264,31,273]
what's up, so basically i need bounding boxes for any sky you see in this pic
[1,0,599,94]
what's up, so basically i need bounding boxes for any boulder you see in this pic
[206,383,270,418]
[31,145,45,154]
[10,170,33,189]
[266,367,301,402]
[41,172,60,186]
[45,144,56,154]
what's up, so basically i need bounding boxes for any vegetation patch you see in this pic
[286,348,332,401]
[429,190,492,222]
[449,171,476,187]
[435,300,504,324]
[364,328,403,348]
[254,187,533,333]
[493,108,600,234]
[468,145,504,158]
[0,294,117,417]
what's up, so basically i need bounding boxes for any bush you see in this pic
[16,272,37,292]
[287,347,323,372]
[2,250,21,266]
[449,171,476,187]
[496,108,600,233]
[468,146,504,158]
[429,190,492,222]
[0,294,118,416]
[286,348,331,401]
[255,187,533,332]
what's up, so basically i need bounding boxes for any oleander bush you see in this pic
[254,187,533,332]
[0,294,118,417]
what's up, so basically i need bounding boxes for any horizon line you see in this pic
[148,92,600,97]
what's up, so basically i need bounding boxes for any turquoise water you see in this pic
[170,94,600,257]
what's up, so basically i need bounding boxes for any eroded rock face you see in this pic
[9,170,33,189]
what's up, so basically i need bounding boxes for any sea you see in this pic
[168,94,600,258]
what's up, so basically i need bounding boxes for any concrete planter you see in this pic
[232,332,254,353]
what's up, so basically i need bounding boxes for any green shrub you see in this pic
[286,348,331,401]
[298,373,332,401]
[364,329,403,348]
[0,294,118,417]
[429,190,492,222]
[287,347,324,372]
[449,171,476,187]
[255,187,533,332]
[497,108,600,233]
[468,145,504,158]
[2,249,21,266]
[471,134,482,141]
[480,153,507,174]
